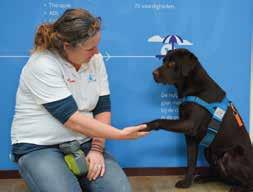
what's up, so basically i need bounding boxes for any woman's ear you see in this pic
[63,42,71,51]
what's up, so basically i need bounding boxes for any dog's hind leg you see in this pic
[175,135,199,188]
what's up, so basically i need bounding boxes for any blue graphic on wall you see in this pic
[148,34,193,58]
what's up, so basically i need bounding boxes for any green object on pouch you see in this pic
[59,140,88,176]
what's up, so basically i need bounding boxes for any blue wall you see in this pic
[0,0,252,170]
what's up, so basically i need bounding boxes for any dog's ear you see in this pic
[181,52,198,76]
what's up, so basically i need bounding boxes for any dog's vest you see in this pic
[182,96,230,147]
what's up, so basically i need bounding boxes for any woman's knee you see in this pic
[18,148,83,192]
[87,152,132,192]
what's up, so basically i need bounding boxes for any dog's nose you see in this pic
[152,70,160,82]
[153,70,159,77]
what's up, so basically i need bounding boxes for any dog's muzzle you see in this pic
[153,70,160,82]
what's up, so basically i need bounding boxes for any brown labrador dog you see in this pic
[145,48,253,192]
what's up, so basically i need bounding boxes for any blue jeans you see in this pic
[15,141,131,192]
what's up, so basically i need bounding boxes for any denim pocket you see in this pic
[9,152,18,162]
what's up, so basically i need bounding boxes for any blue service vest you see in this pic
[182,96,230,147]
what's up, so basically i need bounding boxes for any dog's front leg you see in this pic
[175,135,199,188]
[144,119,196,136]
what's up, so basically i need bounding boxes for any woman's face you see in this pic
[64,31,101,68]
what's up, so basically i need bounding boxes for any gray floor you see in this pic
[0,176,230,192]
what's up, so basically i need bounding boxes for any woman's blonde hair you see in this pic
[33,8,101,58]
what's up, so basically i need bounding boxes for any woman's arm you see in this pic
[91,112,110,152]
[64,111,148,140]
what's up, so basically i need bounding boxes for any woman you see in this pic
[11,8,148,192]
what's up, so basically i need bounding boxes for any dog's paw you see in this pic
[143,120,160,131]
[175,179,192,188]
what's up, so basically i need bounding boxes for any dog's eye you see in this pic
[166,61,175,68]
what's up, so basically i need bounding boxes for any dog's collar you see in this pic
[182,96,230,147]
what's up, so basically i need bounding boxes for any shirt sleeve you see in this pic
[92,95,111,116]
[43,95,78,124]
[22,54,72,104]
[95,53,110,96]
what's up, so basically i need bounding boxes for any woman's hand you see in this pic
[86,150,105,181]
[119,124,149,139]
[65,112,149,140]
